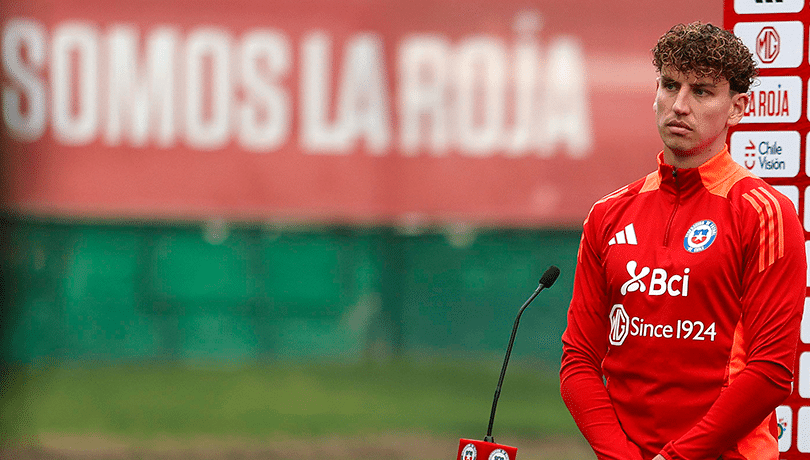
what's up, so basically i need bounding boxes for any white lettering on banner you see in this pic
[542,37,591,158]
[454,37,506,156]
[52,22,100,145]
[106,26,178,148]
[185,29,231,150]
[504,28,537,157]
[1,19,46,141]
[0,15,592,158]
[399,13,592,158]
[398,37,451,155]
[729,130,800,177]
[301,32,390,155]
[239,31,291,152]
[741,76,801,123]
[802,298,810,345]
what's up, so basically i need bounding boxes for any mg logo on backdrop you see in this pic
[733,22,803,68]
[756,27,779,63]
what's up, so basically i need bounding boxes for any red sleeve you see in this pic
[661,361,791,460]
[560,212,644,460]
[561,369,645,460]
[662,188,805,460]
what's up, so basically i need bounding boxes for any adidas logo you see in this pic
[609,223,637,246]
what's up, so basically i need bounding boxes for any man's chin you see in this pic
[664,143,700,157]
[669,148,701,157]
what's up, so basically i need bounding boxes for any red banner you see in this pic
[724,0,810,458]
[0,0,721,226]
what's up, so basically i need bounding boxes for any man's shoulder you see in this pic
[592,171,658,208]
[716,167,794,212]
[728,177,799,223]
[583,172,657,227]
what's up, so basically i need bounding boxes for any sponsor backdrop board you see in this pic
[725,0,810,458]
[0,0,723,227]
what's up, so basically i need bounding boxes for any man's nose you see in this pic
[672,88,691,115]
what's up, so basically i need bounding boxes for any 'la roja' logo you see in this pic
[684,220,717,253]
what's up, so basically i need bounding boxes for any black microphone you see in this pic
[484,265,560,443]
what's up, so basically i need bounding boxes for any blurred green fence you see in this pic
[1,218,580,367]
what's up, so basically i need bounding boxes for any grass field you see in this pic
[0,359,592,459]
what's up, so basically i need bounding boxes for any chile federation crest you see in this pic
[461,444,477,460]
[684,220,717,253]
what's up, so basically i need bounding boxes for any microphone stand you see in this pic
[484,266,559,443]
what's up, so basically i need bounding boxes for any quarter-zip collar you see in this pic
[656,145,739,199]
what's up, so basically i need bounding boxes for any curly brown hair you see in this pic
[652,22,758,94]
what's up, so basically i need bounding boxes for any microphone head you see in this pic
[539,265,561,288]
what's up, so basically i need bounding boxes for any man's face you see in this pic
[654,67,747,165]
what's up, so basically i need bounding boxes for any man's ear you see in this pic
[727,91,749,127]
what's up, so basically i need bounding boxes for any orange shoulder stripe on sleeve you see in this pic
[742,187,785,272]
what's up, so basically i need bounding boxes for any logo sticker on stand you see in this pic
[462,444,477,460]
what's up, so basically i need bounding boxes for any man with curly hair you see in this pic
[560,22,805,460]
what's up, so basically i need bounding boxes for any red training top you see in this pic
[560,147,805,460]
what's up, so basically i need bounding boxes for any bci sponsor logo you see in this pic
[730,131,800,177]
[620,261,690,297]
[733,22,803,68]
[740,76,801,124]
[734,0,805,15]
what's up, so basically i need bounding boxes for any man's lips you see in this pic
[666,120,692,134]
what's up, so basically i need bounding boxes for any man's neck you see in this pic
[662,145,726,169]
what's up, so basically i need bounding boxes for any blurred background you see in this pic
[0,0,722,458]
